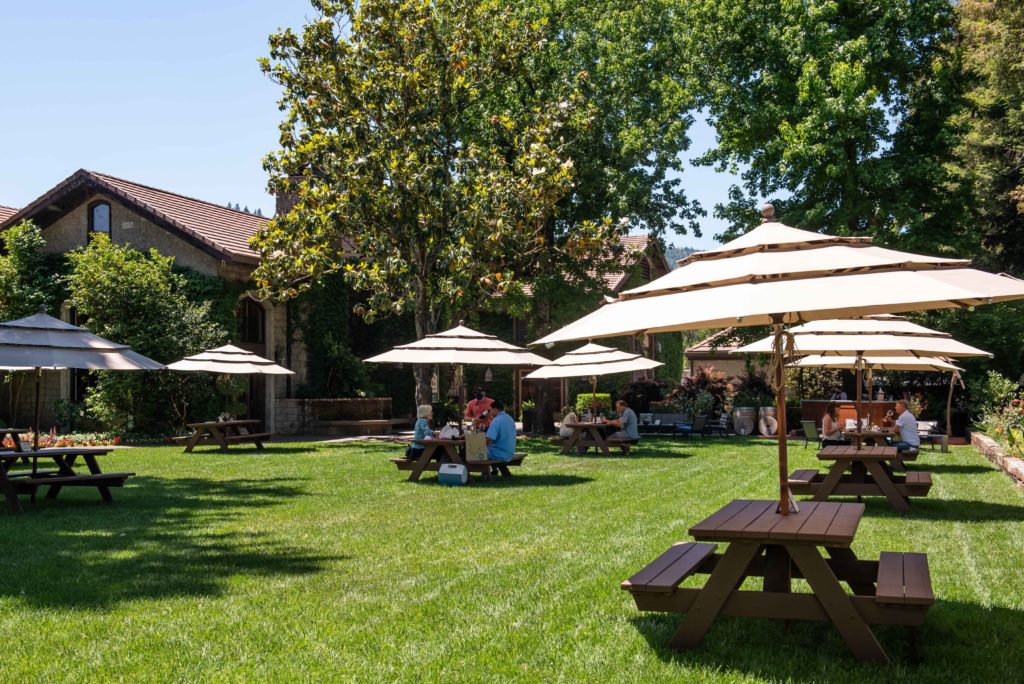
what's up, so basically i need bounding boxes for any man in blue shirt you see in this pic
[485,399,517,463]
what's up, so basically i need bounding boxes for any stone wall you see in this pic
[275,398,308,435]
[971,432,1024,490]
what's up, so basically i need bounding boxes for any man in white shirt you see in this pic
[890,399,921,452]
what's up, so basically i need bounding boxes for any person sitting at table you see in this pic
[559,405,579,440]
[830,387,848,400]
[821,402,850,446]
[406,404,437,460]
[889,399,921,453]
[485,399,517,473]
[464,386,495,429]
[607,399,639,442]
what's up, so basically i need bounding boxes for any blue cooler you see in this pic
[438,463,468,486]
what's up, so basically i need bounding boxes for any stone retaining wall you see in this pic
[971,432,1024,490]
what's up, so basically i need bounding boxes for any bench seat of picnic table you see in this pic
[391,453,526,471]
[622,543,934,628]
[607,437,638,456]
[787,469,932,498]
[788,468,820,485]
[14,472,134,487]
[5,469,59,478]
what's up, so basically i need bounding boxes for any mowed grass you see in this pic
[0,437,1021,683]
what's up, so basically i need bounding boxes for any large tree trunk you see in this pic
[531,298,557,436]
[413,276,434,408]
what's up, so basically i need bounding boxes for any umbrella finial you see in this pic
[38,303,46,314]
[459,319,465,326]
[760,203,775,222]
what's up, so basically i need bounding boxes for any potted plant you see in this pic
[520,400,536,434]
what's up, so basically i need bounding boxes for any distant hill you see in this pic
[664,244,697,269]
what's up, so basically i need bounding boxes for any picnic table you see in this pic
[621,499,934,664]
[0,447,135,513]
[557,421,633,456]
[788,445,932,513]
[174,419,270,452]
[390,438,525,482]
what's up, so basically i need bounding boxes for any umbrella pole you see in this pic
[591,375,597,416]
[946,371,957,440]
[772,324,795,515]
[33,367,41,452]
[855,354,863,450]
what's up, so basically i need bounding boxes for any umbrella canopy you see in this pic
[366,324,551,366]
[788,355,963,372]
[0,310,164,370]
[0,307,164,450]
[524,343,662,379]
[735,330,990,358]
[532,205,1024,513]
[167,345,294,375]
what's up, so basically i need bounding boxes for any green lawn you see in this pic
[0,437,1021,682]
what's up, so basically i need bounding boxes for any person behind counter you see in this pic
[829,387,848,401]
[821,402,851,446]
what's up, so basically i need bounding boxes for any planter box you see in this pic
[972,432,1024,490]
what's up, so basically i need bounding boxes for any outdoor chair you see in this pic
[673,415,706,441]
[801,420,822,449]
[708,413,731,436]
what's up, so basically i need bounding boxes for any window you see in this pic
[88,201,111,238]
[237,298,265,344]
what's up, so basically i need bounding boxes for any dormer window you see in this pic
[88,201,111,238]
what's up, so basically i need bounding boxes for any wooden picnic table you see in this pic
[175,419,270,452]
[788,445,932,513]
[560,421,614,455]
[0,447,135,513]
[390,438,525,482]
[621,499,934,664]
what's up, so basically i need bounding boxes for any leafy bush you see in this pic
[982,397,1024,454]
[576,393,612,413]
[691,390,714,417]
[733,370,775,408]
[65,235,227,434]
[670,366,730,415]
[971,370,1021,421]
[618,377,667,412]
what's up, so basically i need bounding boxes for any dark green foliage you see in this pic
[617,377,667,413]
[653,332,683,384]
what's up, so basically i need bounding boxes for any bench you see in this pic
[916,421,949,452]
[16,472,134,487]
[876,552,935,606]
[390,453,526,481]
[607,437,638,456]
[621,542,718,594]
[788,468,819,486]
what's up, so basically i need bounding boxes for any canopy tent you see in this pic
[0,307,164,450]
[524,343,662,412]
[533,205,1024,514]
[167,345,294,375]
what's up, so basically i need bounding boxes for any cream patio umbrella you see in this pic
[167,345,294,420]
[532,205,1024,513]
[365,323,551,422]
[523,343,663,413]
[734,317,989,441]
[787,355,965,440]
[0,307,164,450]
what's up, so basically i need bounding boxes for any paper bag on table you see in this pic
[465,431,489,461]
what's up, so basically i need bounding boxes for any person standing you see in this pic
[485,400,517,471]
[889,399,921,453]
[607,399,639,442]
[464,386,495,429]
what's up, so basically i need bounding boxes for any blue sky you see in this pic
[0,1,736,250]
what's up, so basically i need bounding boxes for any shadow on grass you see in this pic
[412,473,593,488]
[0,475,342,608]
[628,599,1024,682]
[177,444,328,457]
[915,463,993,475]
[568,447,695,460]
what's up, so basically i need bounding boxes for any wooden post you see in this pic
[33,367,41,452]
[772,323,794,515]
[946,371,957,439]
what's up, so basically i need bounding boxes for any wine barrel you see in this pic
[733,407,756,436]
[758,406,778,435]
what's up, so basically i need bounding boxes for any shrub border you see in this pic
[971,432,1024,490]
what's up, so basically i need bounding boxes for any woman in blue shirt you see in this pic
[407,404,437,459]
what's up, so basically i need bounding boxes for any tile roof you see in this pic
[0,205,19,223]
[0,169,266,264]
[685,328,743,355]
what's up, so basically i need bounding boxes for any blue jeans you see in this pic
[891,440,916,452]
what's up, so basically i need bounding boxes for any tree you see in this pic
[956,0,1024,275]
[65,235,225,433]
[686,0,970,251]
[256,0,621,404]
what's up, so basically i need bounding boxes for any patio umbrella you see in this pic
[365,323,551,422]
[0,307,164,450]
[523,343,663,413]
[532,205,1024,513]
[787,355,965,438]
[167,344,294,419]
[735,317,989,441]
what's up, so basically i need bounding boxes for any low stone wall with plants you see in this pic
[972,432,1024,490]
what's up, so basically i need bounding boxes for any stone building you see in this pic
[0,169,301,432]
